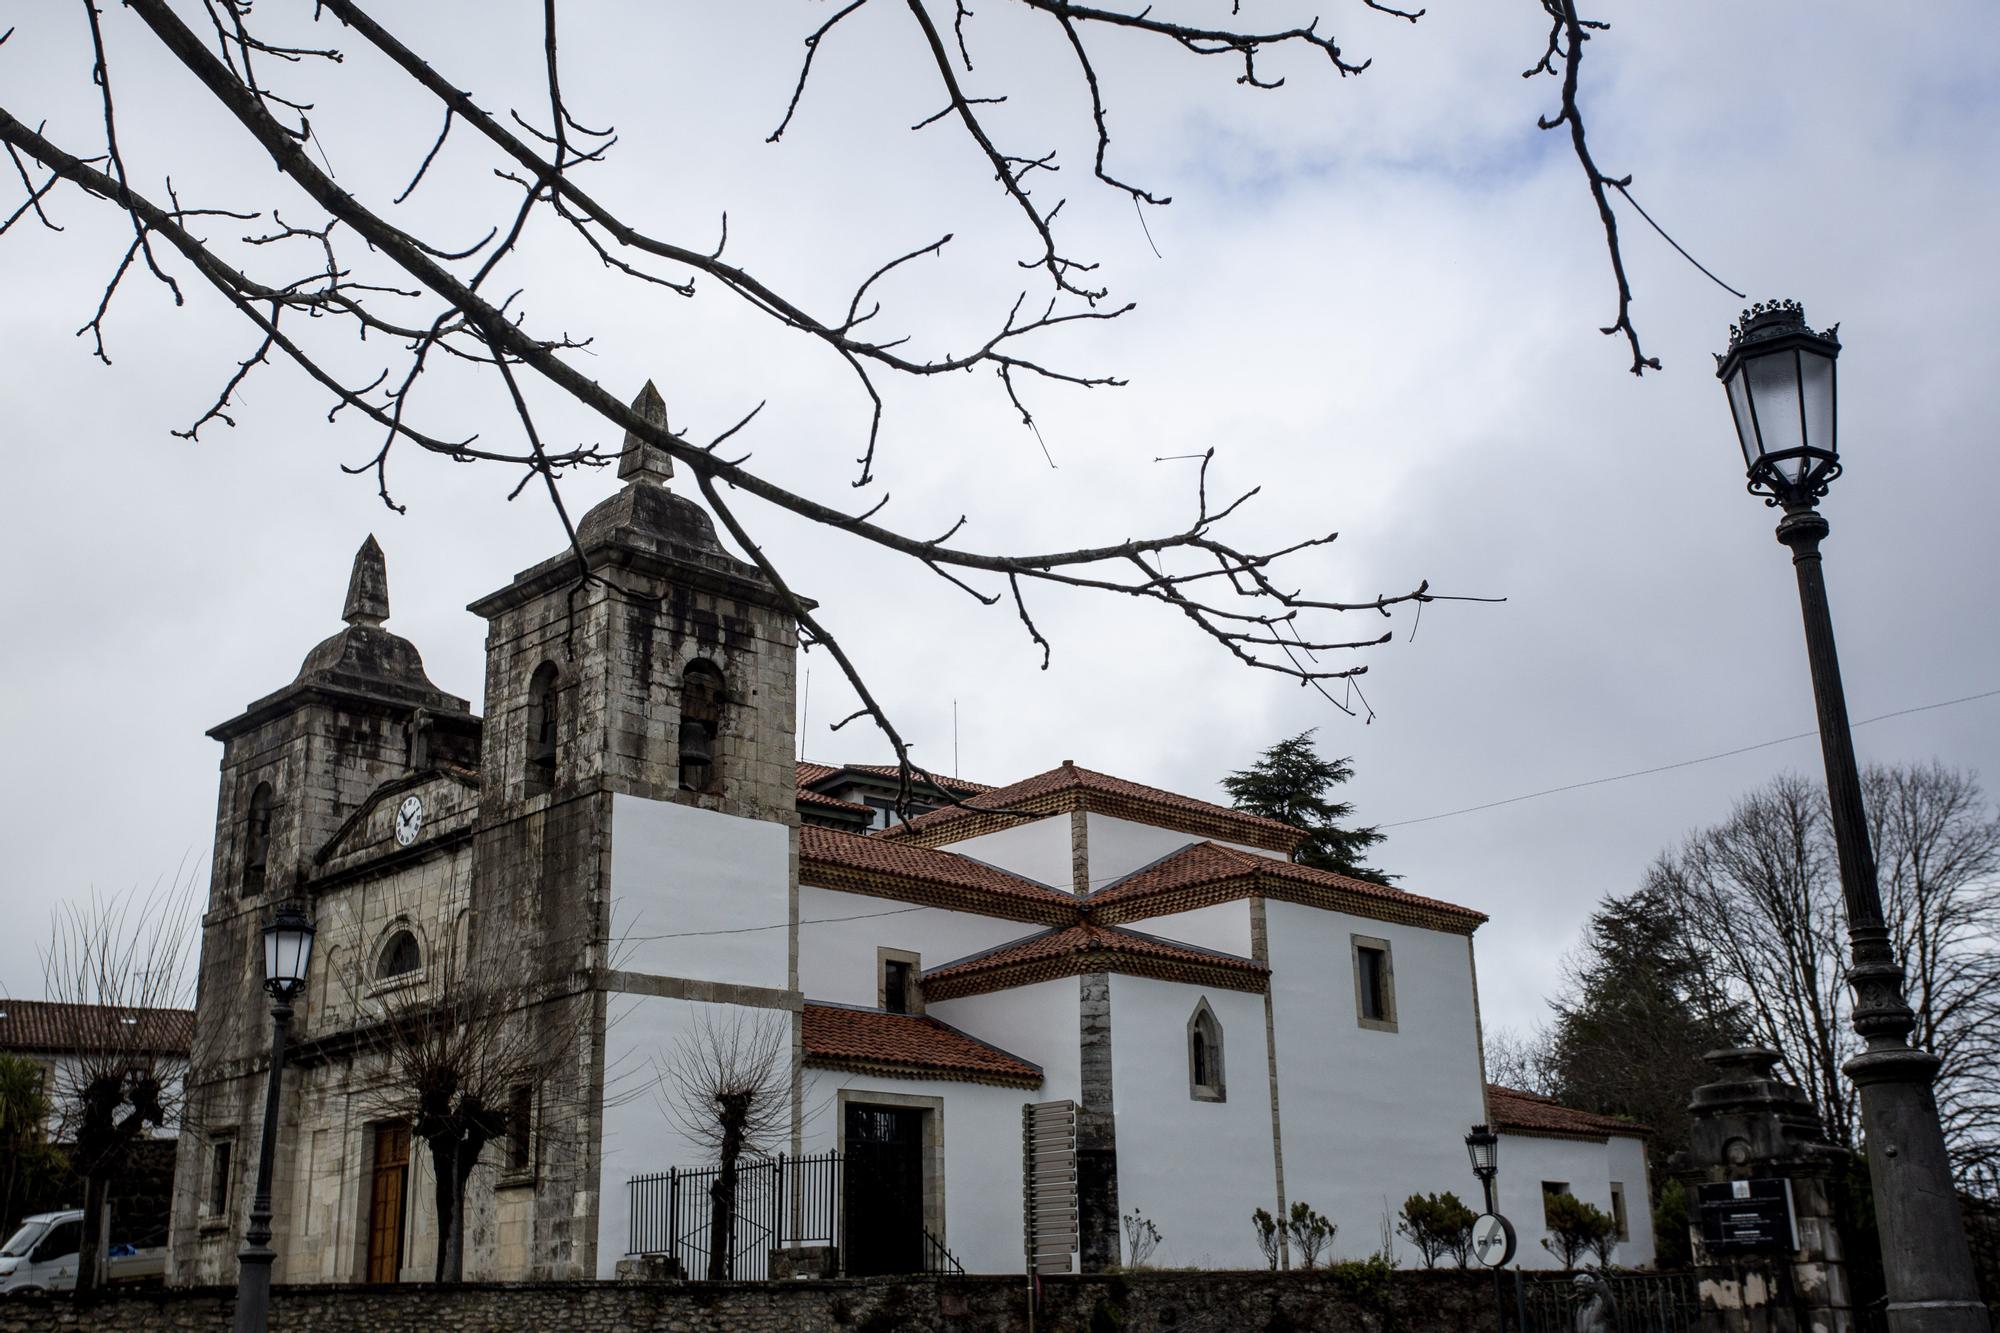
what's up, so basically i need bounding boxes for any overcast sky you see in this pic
[3,2,1997,1045]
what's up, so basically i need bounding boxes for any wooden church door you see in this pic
[365,1123,410,1283]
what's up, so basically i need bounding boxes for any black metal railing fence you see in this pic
[1519,1272,1700,1333]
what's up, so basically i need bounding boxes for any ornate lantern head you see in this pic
[1716,299,1841,505]
[262,901,316,1001]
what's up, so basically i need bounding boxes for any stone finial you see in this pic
[342,535,390,627]
[617,380,675,485]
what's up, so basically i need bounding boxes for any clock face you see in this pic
[1471,1213,1516,1268]
[395,794,425,847]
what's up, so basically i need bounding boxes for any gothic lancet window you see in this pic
[678,660,725,793]
[242,781,274,896]
[525,662,560,794]
[1188,999,1225,1102]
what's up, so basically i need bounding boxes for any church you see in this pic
[169,392,1653,1284]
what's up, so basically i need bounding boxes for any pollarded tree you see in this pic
[38,882,200,1303]
[0,1,1688,804]
[1224,730,1391,884]
[656,1009,791,1282]
[348,936,580,1283]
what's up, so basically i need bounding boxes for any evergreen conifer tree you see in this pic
[1222,730,1391,885]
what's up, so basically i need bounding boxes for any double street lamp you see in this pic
[235,902,315,1333]
[1716,302,1987,1333]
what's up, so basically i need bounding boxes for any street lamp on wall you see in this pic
[1717,303,1988,1333]
[235,902,315,1333]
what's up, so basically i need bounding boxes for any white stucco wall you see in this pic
[1117,901,1254,959]
[1083,813,1284,892]
[925,978,1080,1100]
[1264,901,1488,1266]
[609,795,790,987]
[798,1067,1037,1275]
[796,886,1041,1009]
[595,994,793,1278]
[1107,975,1275,1269]
[1492,1132,1655,1270]
[937,819,1071,890]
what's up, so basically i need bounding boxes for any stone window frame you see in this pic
[497,1082,537,1190]
[366,918,429,998]
[877,947,922,1015]
[1541,1180,1572,1228]
[1609,1181,1630,1241]
[241,778,276,897]
[834,1088,946,1255]
[1350,934,1398,1033]
[523,660,562,796]
[200,1129,237,1229]
[1186,997,1226,1103]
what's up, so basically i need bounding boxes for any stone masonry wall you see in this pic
[0,1270,1500,1333]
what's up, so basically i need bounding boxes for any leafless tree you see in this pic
[1650,764,2000,1171]
[1483,1026,1557,1097]
[342,935,580,1283]
[655,1008,791,1281]
[0,1,1714,811]
[36,877,200,1302]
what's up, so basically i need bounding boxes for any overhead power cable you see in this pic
[1378,685,2000,830]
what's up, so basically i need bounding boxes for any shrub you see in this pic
[1286,1201,1337,1268]
[1122,1208,1162,1267]
[1252,1207,1280,1269]
[1396,1191,1476,1269]
[1541,1192,1616,1269]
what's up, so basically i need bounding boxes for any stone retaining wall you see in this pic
[0,1268,1499,1333]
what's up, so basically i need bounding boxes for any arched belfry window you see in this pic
[678,660,726,793]
[242,781,274,896]
[378,929,421,980]
[525,662,560,794]
[1188,999,1225,1103]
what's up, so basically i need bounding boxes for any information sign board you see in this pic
[1697,1178,1797,1252]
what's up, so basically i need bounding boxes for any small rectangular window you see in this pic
[878,949,921,1015]
[507,1085,534,1174]
[1542,1180,1571,1227]
[206,1135,235,1216]
[1351,935,1397,1031]
[1609,1182,1630,1241]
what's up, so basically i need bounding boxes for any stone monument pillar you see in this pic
[1675,1048,1855,1333]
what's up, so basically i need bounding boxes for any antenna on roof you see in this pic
[953,699,959,779]
[799,666,811,763]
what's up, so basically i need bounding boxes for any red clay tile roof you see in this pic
[1088,841,1486,935]
[801,1002,1041,1088]
[835,764,993,796]
[797,787,872,815]
[879,762,1305,854]
[1487,1084,1651,1140]
[796,762,843,787]
[0,999,194,1056]
[920,923,1267,1001]
[799,825,1076,925]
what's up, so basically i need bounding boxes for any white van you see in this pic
[0,1211,165,1295]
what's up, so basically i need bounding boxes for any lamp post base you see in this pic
[233,1246,274,1333]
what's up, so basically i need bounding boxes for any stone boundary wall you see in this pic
[0,1269,1500,1333]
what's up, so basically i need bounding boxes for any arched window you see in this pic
[1188,1000,1225,1102]
[678,660,726,793]
[525,662,560,794]
[242,781,274,896]
[378,929,422,980]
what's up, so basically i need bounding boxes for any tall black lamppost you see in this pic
[234,902,315,1333]
[1717,301,1988,1333]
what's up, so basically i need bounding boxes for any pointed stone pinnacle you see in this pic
[618,379,675,485]
[343,535,390,627]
